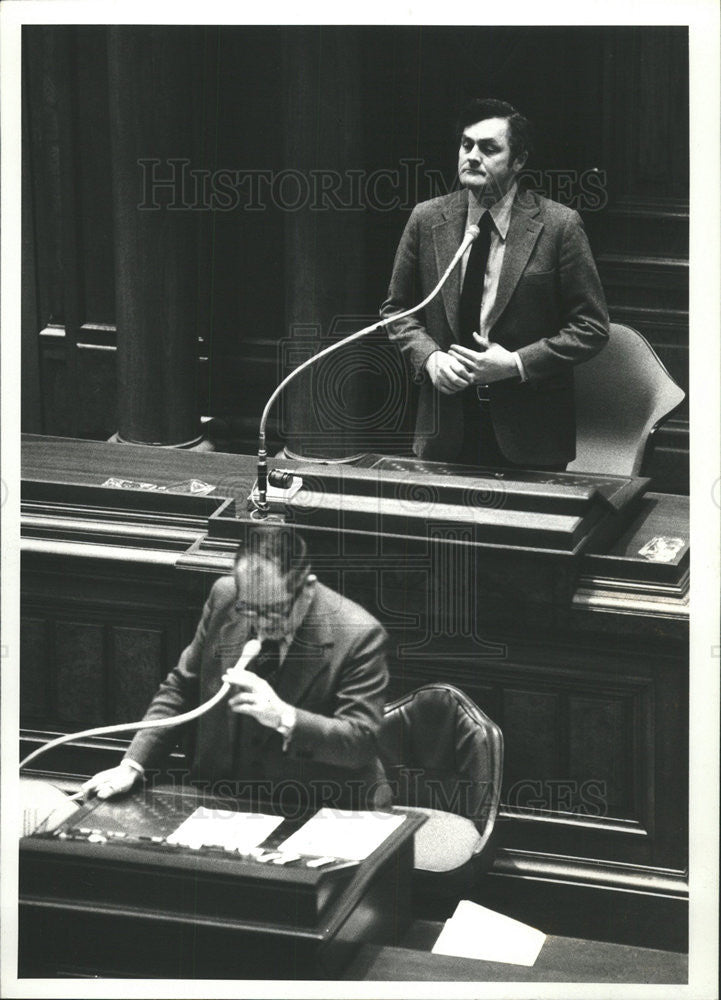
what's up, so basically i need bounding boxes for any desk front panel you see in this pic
[19,435,689,947]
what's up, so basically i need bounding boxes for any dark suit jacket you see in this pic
[381,188,609,465]
[126,578,391,810]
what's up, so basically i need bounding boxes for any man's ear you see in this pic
[513,151,528,174]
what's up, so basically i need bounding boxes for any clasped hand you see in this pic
[426,334,516,394]
[223,667,287,730]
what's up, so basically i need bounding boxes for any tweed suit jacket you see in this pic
[126,578,391,809]
[381,188,609,465]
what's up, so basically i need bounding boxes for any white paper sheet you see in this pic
[431,899,546,966]
[277,808,405,861]
[166,807,283,852]
[20,778,80,836]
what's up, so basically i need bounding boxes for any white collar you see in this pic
[466,181,517,240]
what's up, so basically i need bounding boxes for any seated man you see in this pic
[83,526,391,811]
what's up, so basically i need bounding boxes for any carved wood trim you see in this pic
[491,847,688,898]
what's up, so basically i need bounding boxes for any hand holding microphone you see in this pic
[223,637,292,731]
[223,636,262,685]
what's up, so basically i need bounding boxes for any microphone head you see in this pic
[226,636,263,683]
[466,224,481,241]
[243,637,262,660]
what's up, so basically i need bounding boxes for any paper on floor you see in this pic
[431,899,546,966]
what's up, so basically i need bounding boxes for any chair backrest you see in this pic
[567,322,685,477]
[378,683,503,857]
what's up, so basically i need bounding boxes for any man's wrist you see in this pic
[122,758,145,777]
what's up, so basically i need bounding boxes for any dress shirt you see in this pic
[261,583,315,668]
[461,183,527,381]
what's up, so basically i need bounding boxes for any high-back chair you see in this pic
[378,683,503,894]
[567,322,686,477]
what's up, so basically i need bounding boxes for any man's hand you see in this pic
[224,670,289,730]
[81,761,140,800]
[449,333,518,384]
[425,350,473,394]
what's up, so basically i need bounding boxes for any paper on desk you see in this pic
[432,899,546,966]
[166,807,283,851]
[20,778,80,837]
[277,808,405,861]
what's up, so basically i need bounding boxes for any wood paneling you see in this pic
[55,621,105,725]
[568,693,635,816]
[111,627,165,722]
[22,553,686,872]
[22,26,689,489]
[377,636,679,868]
[503,690,561,802]
[19,439,689,946]
[19,618,48,718]
[593,26,689,485]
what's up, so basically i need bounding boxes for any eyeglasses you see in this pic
[235,598,294,621]
[235,579,306,621]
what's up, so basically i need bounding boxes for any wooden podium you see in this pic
[19,784,423,979]
[19,435,689,950]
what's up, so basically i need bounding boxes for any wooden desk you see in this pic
[19,434,689,950]
[344,921,688,983]
[19,785,423,979]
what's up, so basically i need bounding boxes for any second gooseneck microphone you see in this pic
[253,224,481,513]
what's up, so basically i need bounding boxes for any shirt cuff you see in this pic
[277,705,297,752]
[421,349,440,376]
[512,351,527,382]
[122,758,145,777]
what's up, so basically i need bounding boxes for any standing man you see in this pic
[382,98,609,471]
[82,526,391,811]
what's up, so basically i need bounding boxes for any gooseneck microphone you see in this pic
[253,224,481,513]
[19,636,265,771]
[224,636,262,683]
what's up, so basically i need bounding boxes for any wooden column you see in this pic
[280,28,369,460]
[107,27,207,448]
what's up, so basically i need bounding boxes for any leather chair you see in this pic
[567,322,686,477]
[378,683,503,894]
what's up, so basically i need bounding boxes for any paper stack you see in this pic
[278,808,405,861]
[432,899,546,966]
[166,807,283,852]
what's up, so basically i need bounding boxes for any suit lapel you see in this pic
[485,192,543,334]
[256,591,335,749]
[433,190,468,338]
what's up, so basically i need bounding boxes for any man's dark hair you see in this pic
[234,526,311,593]
[456,98,533,164]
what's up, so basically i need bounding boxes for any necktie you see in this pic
[248,638,281,684]
[459,211,494,349]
